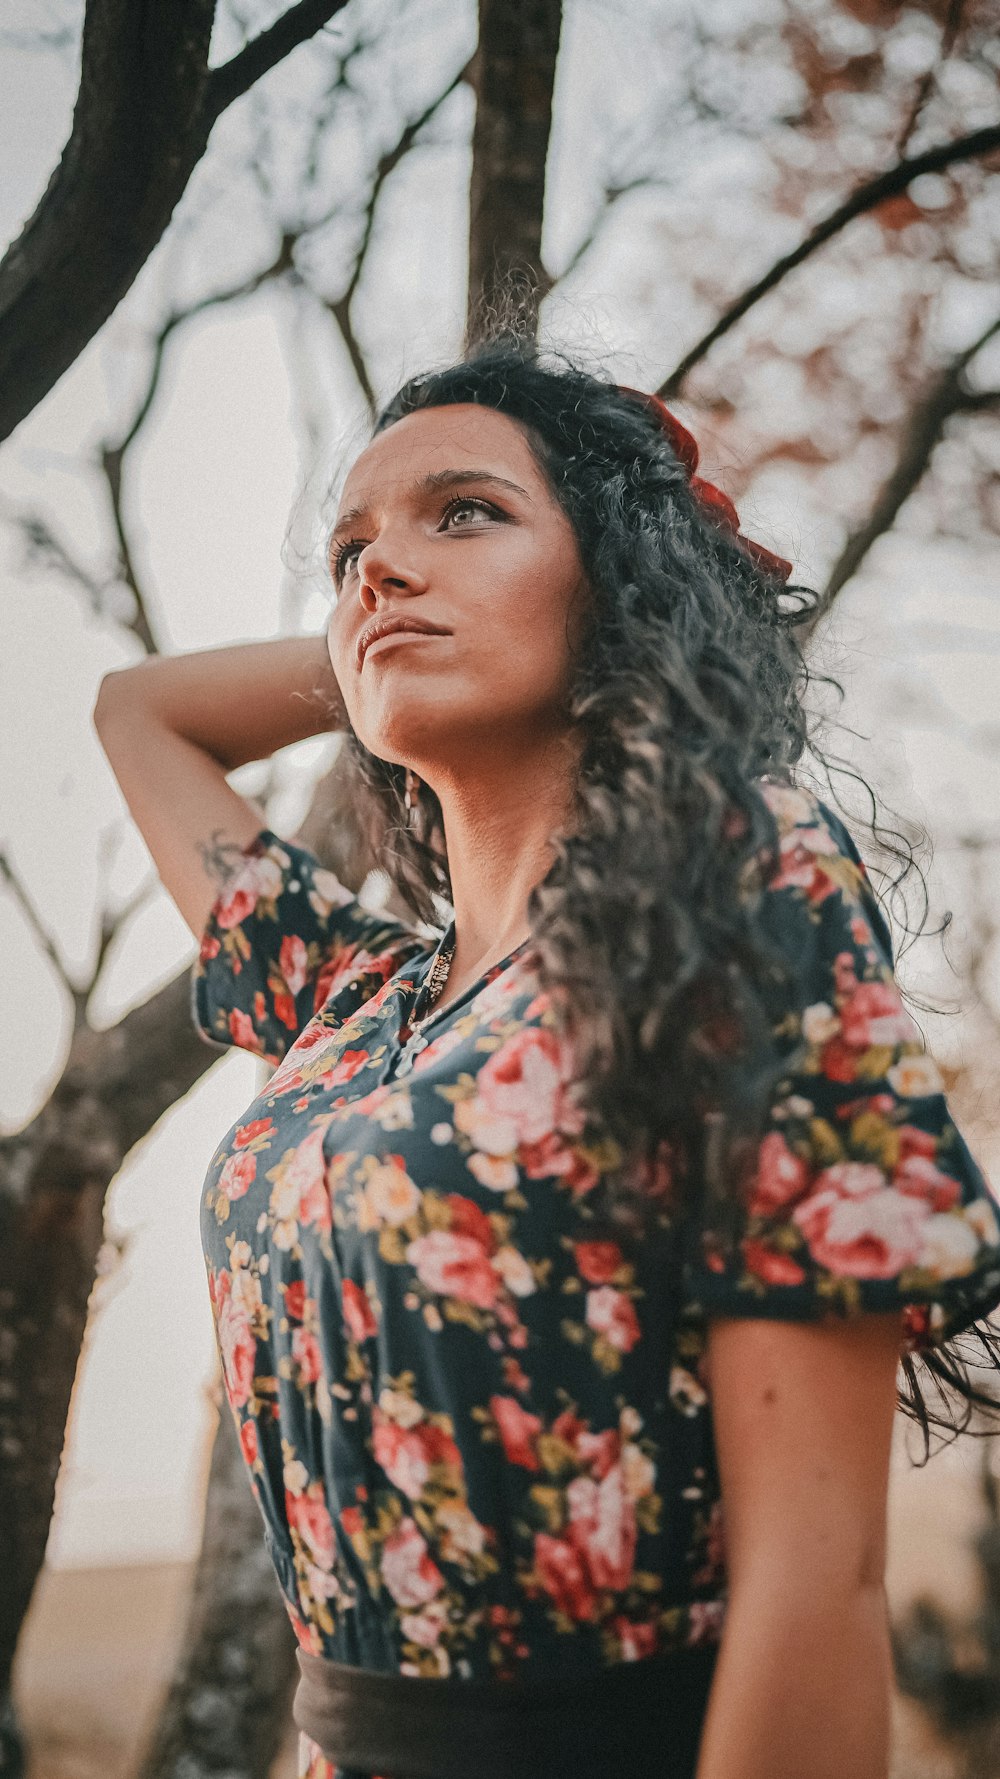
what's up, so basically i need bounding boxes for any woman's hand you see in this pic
[94,634,347,937]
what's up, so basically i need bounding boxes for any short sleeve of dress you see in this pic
[680,784,1000,1353]
[191,828,429,1064]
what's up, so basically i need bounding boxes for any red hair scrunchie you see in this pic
[616,384,793,584]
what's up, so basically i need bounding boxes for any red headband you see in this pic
[616,385,793,584]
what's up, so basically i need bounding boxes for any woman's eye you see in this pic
[330,496,502,587]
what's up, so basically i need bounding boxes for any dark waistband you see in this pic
[293,1642,718,1779]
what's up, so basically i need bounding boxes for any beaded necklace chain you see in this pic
[396,936,457,1075]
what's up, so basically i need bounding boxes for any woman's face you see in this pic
[325,403,588,776]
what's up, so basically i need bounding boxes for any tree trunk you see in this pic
[0,757,379,1754]
[137,1398,299,1779]
[466,0,564,345]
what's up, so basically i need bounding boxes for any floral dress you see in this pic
[192,781,1000,1779]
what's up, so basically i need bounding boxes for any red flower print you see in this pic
[406,1231,501,1309]
[218,1150,256,1203]
[284,1279,308,1321]
[746,1131,810,1218]
[445,1193,496,1252]
[489,1395,542,1470]
[215,886,256,931]
[239,1418,259,1467]
[287,1484,335,1570]
[585,1286,641,1353]
[342,1277,378,1343]
[770,834,841,905]
[199,933,220,962]
[566,1465,637,1591]
[341,1505,365,1536]
[819,1035,860,1083]
[215,1281,256,1409]
[234,1117,274,1149]
[318,1048,369,1086]
[273,991,298,1031]
[533,1533,597,1622]
[574,1241,624,1285]
[279,933,309,995]
[742,1239,807,1286]
[613,1616,659,1661]
[380,1518,444,1608]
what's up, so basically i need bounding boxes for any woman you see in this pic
[95,343,1000,1779]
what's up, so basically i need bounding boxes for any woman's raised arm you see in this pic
[93,635,347,937]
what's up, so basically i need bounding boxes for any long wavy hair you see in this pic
[326,337,1000,1457]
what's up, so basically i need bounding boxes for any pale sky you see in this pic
[2,3,999,1569]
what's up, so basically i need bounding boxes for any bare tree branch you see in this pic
[206,0,351,123]
[0,0,351,444]
[803,314,1000,631]
[659,122,1000,398]
[466,0,565,344]
[0,853,86,1025]
[894,0,967,158]
[324,64,471,415]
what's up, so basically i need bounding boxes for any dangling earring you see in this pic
[403,767,422,826]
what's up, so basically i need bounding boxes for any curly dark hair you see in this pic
[327,336,1000,1457]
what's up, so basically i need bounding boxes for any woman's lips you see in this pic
[362,631,446,664]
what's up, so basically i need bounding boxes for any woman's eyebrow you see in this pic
[331,468,531,539]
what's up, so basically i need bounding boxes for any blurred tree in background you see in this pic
[0,0,998,1772]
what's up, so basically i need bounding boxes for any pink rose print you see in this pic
[566,1464,637,1591]
[342,1278,378,1343]
[406,1231,500,1309]
[793,1181,929,1279]
[746,1131,810,1218]
[287,1484,336,1570]
[894,1153,961,1214]
[380,1518,445,1608]
[214,1274,256,1409]
[446,1193,496,1252]
[769,837,840,904]
[839,979,915,1050]
[489,1396,542,1471]
[373,1415,462,1499]
[279,933,310,996]
[533,1533,597,1622]
[477,1027,584,1146]
[574,1241,624,1285]
[228,1008,262,1052]
[218,1150,256,1203]
[292,1326,323,1385]
[520,1132,600,1195]
[585,1286,641,1354]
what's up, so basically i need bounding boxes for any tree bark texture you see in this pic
[466,0,563,345]
[136,1399,299,1779]
[0,0,216,445]
[0,0,353,446]
[0,758,377,1718]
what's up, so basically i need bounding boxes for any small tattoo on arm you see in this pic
[197,830,247,888]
